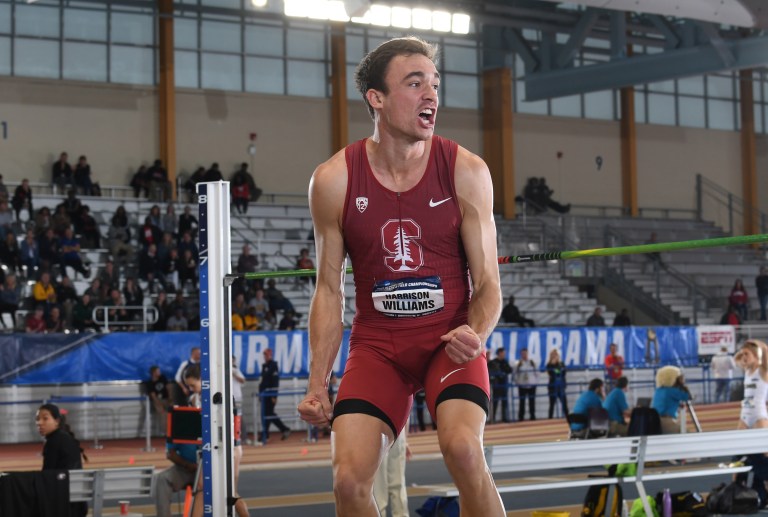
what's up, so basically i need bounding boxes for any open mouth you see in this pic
[418,108,435,125]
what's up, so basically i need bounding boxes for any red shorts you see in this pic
[333,324,490,437]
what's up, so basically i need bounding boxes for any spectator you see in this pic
[236,243,260,293]
[520,177,545,213]
[97,260,120,293]
[569,378,605,435]
[178,205,198,237]
[143,365,170,437]
[515,348,537,421]
[183,166,206,201]
[107,210,134,267]
[603,376,630,437]
[157,232,175,263]
[500,295,535,327]
[26,305,46,333]
[231,173,251,215]
[33,272,56,304]
[139,244,163,287]
[161,204,177,236]
[122,276,144,309]
[130,165,149,198]
[243,305,260,330]
[259,348,291,441]
[0,174,8,201]
[488,347,512,423]
[604,343,624,392]
[73,155,93,196]
[0,274,21,328]
[585,307,605,327]
[249,288,269,319]
[52,152,73,191]
[612,308,631,326]
[56,276,78,327]
[643,232,663,273]
[203,162,223,182]
[756,267,768,321]
[546,348,568,419]
[45,306,64,333]
[173,347,201,406]
[0,199,13,239]
[147,159,169,201]
[139,216,162,250]
[729,278,749,322]
[11,178,33,221]
[261,309,277,330]
[232,293,248,319]
[105,288,129,330]
[147,204,162,228]
[152,291,170,331]
[166,306,188,331]
[278,309,298,330]
[232,162,262,202]
[77,206,100,249]
[373,430,411,517]
[61,190,84,224]
[711,345,737,404]
[51,204,71,237]
[265,279,296,315]
[177,249,198,291]
[84,277,108,305]
[59,227,90,279]
[296,248,315,285]
[0,231,21,275]
[538,177,570,213]
[34,206,52,237]
[232,308,245,332]
[177,231,198,260]
[651,366,691,434]
[20,229,40,275]
[161,248,180,292]
[72,292,98,332]
[720,304,742,325]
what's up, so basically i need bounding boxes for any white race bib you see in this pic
[372,276,444,318]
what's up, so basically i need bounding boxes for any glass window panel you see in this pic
[245,56,284,94]
[647,80,674,93]
[346,64,358,101]
[245,24,283,56]
[201,20,240,53]
[201,0,241,7]
[707,99,735,130]
[287,60,326,97]
[754,104,763,134]
[14,38,59,78]
[16,5,60,37]
[346,34,365,63]
[551,94,582,118]
[708,75,733,98]
[111,13,153,45]
[0,4,11,34]
[633,90,646,123]
[443,45,477,74]
[175,50,199,88]
[286,29,325,60]
[175,17,198,49]
[367,36,388,51]
[584,90,613,120]
[678,96,705,128]
[763,80,768,104]
[443,74,478,109]
[647,93,675,125]
[516,80,548,115]
[64,8,107,41]
[111,45,154,85]
[0,37,9,75]
[764,105,768,134]
[754,80,763,103]
[63,42,107,81]
[677,76,704,96]
[201,53,241,90]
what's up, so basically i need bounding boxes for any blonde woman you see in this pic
[651,366,691,434]
[735,340,768,429]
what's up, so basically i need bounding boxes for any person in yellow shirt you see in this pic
[33,271,56,303]
[232,312,245,331]
[243,306,260,331]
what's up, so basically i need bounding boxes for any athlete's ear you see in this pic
[366,89,383,109]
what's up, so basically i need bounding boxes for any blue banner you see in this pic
[3,326,699,385]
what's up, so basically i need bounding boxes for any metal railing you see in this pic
[695,173,768,241]
[92,305,159,333]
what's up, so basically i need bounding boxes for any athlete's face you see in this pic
[373,53,439,141]
[738,347,758,369]
[36,409,59,437]
[186,376,202,394]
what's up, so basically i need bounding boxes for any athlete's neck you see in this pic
[368,129,432,188]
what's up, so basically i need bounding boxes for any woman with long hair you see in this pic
[36,403,88,516]
[735,339,768,429]
[546,349,568,419]
[729,278,749,322]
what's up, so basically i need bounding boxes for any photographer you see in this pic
[651,366,691,434]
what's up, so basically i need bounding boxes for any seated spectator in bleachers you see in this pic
[603,376,630,437]
[166,306,188,331]
[139,216,162,250]
[249,288,269,317]
[231,173,251,215]
[84,277,108,305]
[612,308,632,326]
[296,248,315,285]
[501,295,535,327]
[261,309,277,330]
[177,231,198,260]
[59,227,90,279]
[51,204,72,237]
[122,276,144,310]
[33,272,56,305]
[204,162,223,182]
[106,288,129,330]
[98,260,120,293]
[20,229,40,276]
[538,177,570,214]
[0,231,22,275]
[0,274,21,328]
[148,204,162,228]
[152,291,170,331]
[52,152,73,191]
[76,206,100,249]
[139,243,163,287]
[232,293,247,319]
[56,276,78,328]
[232,162,262,202]
[720,304,742,325]
[520,177,545,213]
[157,232,175,262]
[279,309,298,330]
[45,306,64,333]
[0,199,13,238]
[265,279,296,315]
[231,309,245,331]
[108,212,134,267]
[182,166,206,201]
[178,205,198,238]
[585,307,605,327]
[243,305,260,330]
[130,165,149,198]
[37,228,60,274]
[729,278,749,322]
[569,378,605,435]
[0,174,8,201]
[72,292,98,332]
[34,206,52,237]
[11,179,33,222]
[236,244,260,293]
[26,305,46,333]
[161,248,180,292]
[178,249,198,291]
[73,156,94,196]
[161,205,177,236]
[61,189,84,225]
[147,159,169,202]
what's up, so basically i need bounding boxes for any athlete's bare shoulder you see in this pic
[309,148,348,224]
[453,145,492,207]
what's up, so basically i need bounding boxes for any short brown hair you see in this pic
[355,36,438,119]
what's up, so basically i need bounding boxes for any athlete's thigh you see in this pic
[332,412,393,483]
[422,346,490,422]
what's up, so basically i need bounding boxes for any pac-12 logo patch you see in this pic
[356,197,368,213]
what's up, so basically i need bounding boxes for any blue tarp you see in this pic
[2,326,699,385]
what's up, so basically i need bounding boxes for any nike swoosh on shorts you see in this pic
[440,367,466,383]
[429,197,452,207]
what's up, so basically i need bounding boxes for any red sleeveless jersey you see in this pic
[342,135,470,330]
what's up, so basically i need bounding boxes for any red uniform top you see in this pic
[343,135,470,332]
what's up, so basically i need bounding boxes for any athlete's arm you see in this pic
[440,148,502,364]
[298,152,348,426]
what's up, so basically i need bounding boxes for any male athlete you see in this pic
[298,36,505,516]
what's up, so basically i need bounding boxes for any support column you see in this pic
[619,86,638,217]
[158,0,177,199]
[482,68,515,219]
[739,68,757,235]
[330,25,348,153]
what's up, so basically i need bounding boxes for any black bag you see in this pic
[706,481,759,514]
[415,496,459,517]
[737,454,768,508]
[627,407,662,436]
[582,483,623,517]
[654,490,707,516]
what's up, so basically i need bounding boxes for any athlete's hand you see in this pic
[441,325,483,364]
[298,386,333,427]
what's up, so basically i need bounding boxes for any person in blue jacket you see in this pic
[570,378,604,434]
[651,366,691,434]
[603,376,630,436]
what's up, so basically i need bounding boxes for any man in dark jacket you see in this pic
[259,348,291,442]
[488,347,513,423]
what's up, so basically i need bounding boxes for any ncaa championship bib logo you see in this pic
[356,197,368,213]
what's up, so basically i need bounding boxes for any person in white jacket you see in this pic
[711,346,737,403]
